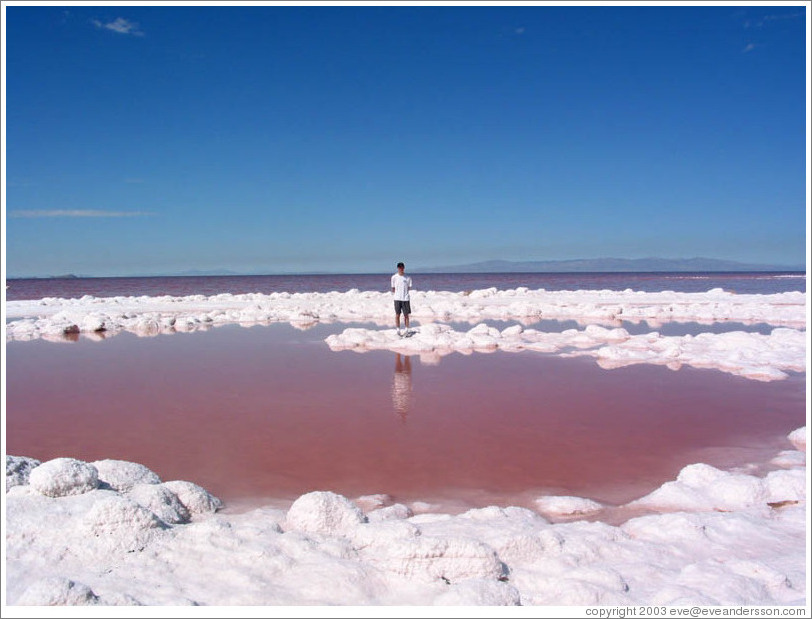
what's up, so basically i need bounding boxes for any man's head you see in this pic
[397,262,405,272]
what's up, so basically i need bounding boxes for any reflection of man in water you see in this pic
[392,353,412,422]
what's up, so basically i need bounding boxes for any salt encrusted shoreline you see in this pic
[5,287,806,342]
[6,288,807,382]
[326,323,806,382]
[4,426,807,606]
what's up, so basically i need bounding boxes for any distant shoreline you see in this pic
[6,269,807,281]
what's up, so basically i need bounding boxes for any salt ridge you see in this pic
[5,288,806,341]
[326,323,806,382]
[4,426,807,606]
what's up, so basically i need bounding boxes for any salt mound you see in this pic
[763,469,807,504]
[29,458,99,497]
[285,490,366,536]
[359,534,507,583]
[126,483,191,525]
[534,495,604,518]
[350,519,421,551]
[6,455,41,491]
[770,450,806,468]
[629,462,806,512]
[92,459,162,491]
[788,426,806,451]
[162,479,223,515]
[354,493,392,512]
[367,503,414,522]
[80,494,167,553]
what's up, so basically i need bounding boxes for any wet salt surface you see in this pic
[5,322,805,516]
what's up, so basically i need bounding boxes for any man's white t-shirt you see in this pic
[391,273,412,301]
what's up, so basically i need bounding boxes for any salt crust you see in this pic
[326,323,806,382]
[4,426,807,606]
[7,288,806,382]
[6,288,806,342]
[534,495,604,518]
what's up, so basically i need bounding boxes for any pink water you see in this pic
[5,323,805,514]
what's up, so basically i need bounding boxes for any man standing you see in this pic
[391,262,412,336]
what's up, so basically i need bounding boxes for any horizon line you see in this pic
[6,269,807,280]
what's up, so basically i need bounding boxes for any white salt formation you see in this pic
[326,322,806,381]
[6,287,807,382]
[6,287,806,341]
[4,426,807,606]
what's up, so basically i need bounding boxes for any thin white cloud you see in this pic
[744,12,804,29]
[91,17,144,36]
[9,210,151,218]
[742,43,756,53]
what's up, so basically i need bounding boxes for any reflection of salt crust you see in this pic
[6,287,806,342]
[5,426,806,605]
[326,323,805,382]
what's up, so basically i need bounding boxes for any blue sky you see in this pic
[3,2,809,277]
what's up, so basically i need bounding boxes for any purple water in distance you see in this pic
[6,271,806,301]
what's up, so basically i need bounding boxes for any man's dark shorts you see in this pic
[394,300,411,315]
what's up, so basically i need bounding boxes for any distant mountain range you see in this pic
[415,257,805,274]
[8,257,805,280]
